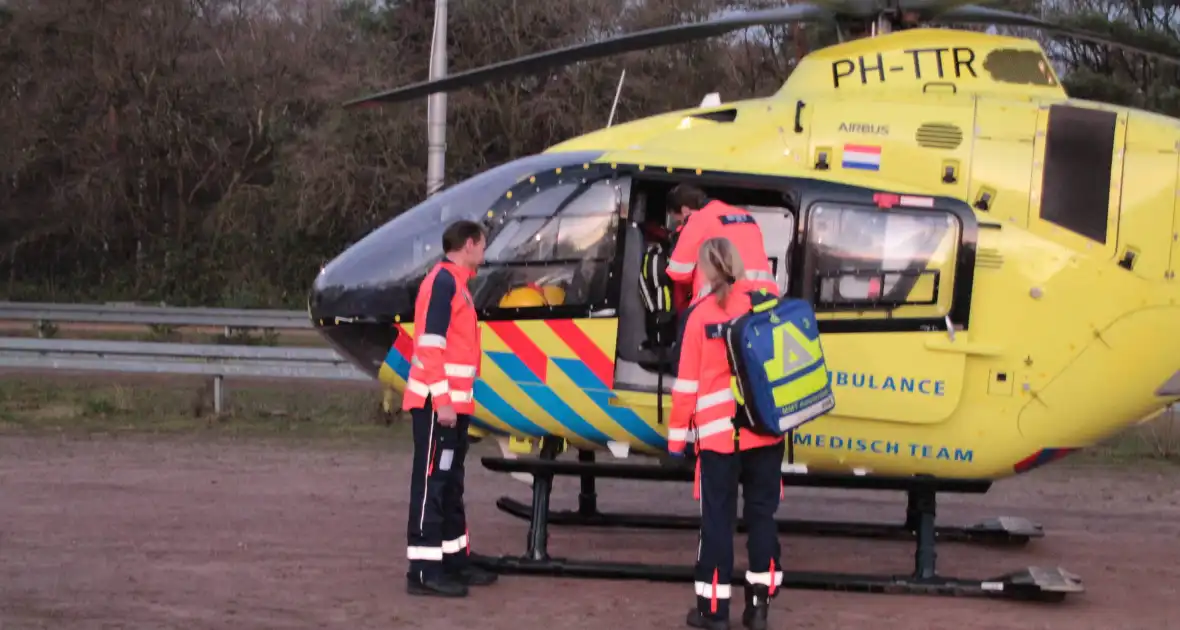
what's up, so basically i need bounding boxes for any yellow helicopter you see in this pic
[310,0,1180,603]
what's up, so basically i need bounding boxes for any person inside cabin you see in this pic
[638,204,690,356]
[664,184,778,304]
[667,236,785,630]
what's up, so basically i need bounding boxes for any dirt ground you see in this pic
[1,435,1178,630]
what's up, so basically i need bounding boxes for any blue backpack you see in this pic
[718,291,836,437]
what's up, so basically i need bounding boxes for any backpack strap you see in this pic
[747,289,778,313]
[705,290,777,340]
[638,245,665,313]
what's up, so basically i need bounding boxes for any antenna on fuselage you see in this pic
[607,69,626,128]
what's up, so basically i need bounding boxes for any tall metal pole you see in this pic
[426,0,447,196]
[606,69,626,128]
[381,0,448,421]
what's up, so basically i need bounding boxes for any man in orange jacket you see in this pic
[402,219,499,597]
[664,184,779,303]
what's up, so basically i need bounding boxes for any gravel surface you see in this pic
[1,435,1178,630]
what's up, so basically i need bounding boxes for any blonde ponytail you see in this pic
[698,237,745,308]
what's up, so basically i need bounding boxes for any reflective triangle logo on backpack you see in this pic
[721,290,836,437]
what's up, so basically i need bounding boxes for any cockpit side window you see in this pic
[472,172,627,318]
[802,203,960,319]
[485,218,559,263]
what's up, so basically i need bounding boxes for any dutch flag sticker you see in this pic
[841,144,882,171]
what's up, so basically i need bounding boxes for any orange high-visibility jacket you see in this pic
[669,222,691,311]
[667,280,785,455]
[401,259,481,415]
[666,200,779,301]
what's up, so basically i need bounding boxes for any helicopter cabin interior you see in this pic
[612,174,961,395]
[613,177,797,393]
[466,160,969,398]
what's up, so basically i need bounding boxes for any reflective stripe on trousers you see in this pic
[746,569,784,587]
[407,535,468,561]
[441,534,469,554]
[695,581,731,599]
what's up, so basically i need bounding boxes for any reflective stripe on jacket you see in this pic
[667,279,784,455]
[401,259,481,414]
[666,200,778,299]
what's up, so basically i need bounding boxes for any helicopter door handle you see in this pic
[794,100,805,134]
[923,82,957,94]
[923,339,1003,356]
[588,308,617,318]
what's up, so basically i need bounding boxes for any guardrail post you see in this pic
[214,375,225,415]
[381,385,397,425]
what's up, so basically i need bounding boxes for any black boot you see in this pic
[448,564,499,586]
[741,585,770,630]
[686,608,730,630]
[406,573,468,598]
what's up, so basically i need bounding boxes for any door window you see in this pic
[802,203,960,319]
[747,205,795,295]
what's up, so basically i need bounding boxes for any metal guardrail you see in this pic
[0,301,311,329]
[0,337,366,379]
[0,302,378,412]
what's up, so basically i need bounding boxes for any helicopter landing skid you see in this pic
[477,450,1082,602]
[494,497,1043,546]
[471,554,1082,601]
[494,449,1042,546]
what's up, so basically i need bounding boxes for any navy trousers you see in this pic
[406,400,471,581]
[694,440,786,620]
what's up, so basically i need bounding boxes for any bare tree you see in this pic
[0,0,1172,306]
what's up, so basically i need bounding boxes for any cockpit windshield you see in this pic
[309,150,604,321]
[470,172,627,313]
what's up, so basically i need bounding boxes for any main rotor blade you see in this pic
[809,0,990,18]
[897,0,998,16]
[343,5,832,108]
[805,0,998,20]
[935,5,1180,66]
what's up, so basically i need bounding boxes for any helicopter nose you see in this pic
[307,173,493,376]
[309,264,404,379]
[308,218,431,377]
[308,149,610,377]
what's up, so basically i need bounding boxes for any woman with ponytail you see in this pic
[667,237,786,630]
[701,236,742,308]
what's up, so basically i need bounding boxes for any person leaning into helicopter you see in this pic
[401,219,500,598]
[668,236,785,630]
[639,200,692,314]
[664,183,778,303]
[637,207,691,355]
